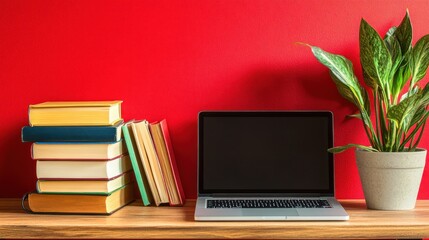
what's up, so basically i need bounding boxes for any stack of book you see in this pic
[122,119,185,206]
[21,101,134,214]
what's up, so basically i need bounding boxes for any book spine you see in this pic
[122,123,151,206]
[160,120,186,205]
[21,192,34,214]
[22,126,119,142]
[141,121,169,204]
[131,122,162,206]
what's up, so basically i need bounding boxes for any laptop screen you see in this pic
[198,111,334,195]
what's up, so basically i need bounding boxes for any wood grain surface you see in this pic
[0,199,428,239]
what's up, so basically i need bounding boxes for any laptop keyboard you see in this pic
[206,199,332,208]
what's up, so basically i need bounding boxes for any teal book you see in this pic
[122,121,153,206]
[22,120,123,142]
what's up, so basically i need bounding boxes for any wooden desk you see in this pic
[0,199,428,239]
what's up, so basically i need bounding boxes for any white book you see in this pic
[36,155,131,180]
[32,141,126,160]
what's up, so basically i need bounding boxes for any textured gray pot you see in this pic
[355,149,427,210]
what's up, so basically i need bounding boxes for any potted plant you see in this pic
[304,11,429,210]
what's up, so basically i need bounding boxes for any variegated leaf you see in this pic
[394,10,413,55]
[387,93,419,128]
[328,144,379,153]
[360,19,392,92]
[410,35,429,84]
[310,46,368,112]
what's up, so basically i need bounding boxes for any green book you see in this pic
[122,121,153,206]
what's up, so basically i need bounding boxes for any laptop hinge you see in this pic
[201,193,333,198]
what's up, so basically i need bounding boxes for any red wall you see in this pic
[1,0,429,199]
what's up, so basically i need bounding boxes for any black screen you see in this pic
[199,112,333,195]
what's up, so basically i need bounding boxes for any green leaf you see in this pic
[400,84,419,102]
[377,95,389,148]
[392,56,411,102]
[408,107,427,129]
[346,112,362,120]
[360,19,392,91]
[384,27,405,100]
[387,93,419,129]
[412,85,429,122]
[328,72,360,106]
[399,85,429,132]
[385,26,397,39]
[362,67,378,89]
[384,27,402,65]
[328,144,379,153]
[310,46,356,85]
[399,110,429,151]
[394,10,413,55]
[420,83,429,105]
[410,35,429,85]
[330,72,371,119]
[416,84,429,107]
[309,46,368,112]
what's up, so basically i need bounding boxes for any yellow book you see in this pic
[25,184,135,215]
[29,101,122,126]
[149,121,183,206]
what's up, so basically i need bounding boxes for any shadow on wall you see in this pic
[239,65,348,109]
[171,119,198,199]
[0,123,36,198]
[176,63,362,198]
[240,66,363,198]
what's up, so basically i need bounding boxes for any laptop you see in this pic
[195,111,349,221]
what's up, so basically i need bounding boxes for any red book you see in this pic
[150,119,186,206]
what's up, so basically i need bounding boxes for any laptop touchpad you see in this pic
[241,209,298,216]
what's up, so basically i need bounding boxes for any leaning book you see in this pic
[22,184,135,215]
[132,120,169,205]
[122,121,153,206]
[150,119,186,206]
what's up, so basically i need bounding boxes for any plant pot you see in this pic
[355,149,427,210]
